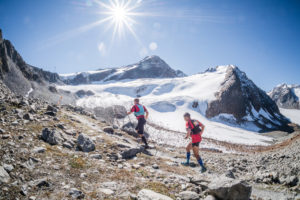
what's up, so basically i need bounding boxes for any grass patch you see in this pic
[69,156,86,169]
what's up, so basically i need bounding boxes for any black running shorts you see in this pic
[192,142,200,147]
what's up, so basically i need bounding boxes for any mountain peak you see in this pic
[203,65,238,74]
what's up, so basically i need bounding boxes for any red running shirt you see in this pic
[131,104,148,119]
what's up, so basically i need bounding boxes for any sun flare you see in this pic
[95,0,142,39]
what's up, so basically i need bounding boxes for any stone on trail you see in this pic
[77,133,95,152]
[208,177,252,200]
[137,189,173,200]
[178,191,199,200]
[0,166,10,183]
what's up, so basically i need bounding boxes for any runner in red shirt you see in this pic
[181,112,207,173]
[127,98,149,148]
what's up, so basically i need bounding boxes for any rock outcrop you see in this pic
[206,66,292,132]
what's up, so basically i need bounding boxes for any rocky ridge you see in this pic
[60,55,186,85]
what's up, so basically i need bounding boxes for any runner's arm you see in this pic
[199,121,205,135]
[127,106,135,115]
[145,110,149,119]
[185,129,191,139]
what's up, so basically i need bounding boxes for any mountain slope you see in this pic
[268,84,300,109]
[0,80,299,200]
[0,29,74,104]
[58,65,292,147]
[60,55,186,85]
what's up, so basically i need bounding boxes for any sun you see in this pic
[112,6,127,22]
[95,0,142,39]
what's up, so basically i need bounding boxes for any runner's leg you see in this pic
[192,144,206,172]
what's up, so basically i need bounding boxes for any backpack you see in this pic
[134,104,145,117]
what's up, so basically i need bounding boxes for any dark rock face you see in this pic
[268,84,300,109]
[206,66,292,132]
[75,90,95,98]
[61,56,186,85]
[0,29,75,104]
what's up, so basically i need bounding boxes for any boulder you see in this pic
[208,178,251,200]
[121,147,145,159]
[41,128,64,145]
[77,133,95,152]
[47,105,58,112]
[178,191,199,200]
[0,166,10,183]
[204,195,217,200]
[137,189,172,200]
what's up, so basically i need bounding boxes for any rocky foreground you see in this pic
[0,80,299,200]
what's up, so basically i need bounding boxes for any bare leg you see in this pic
[193,145,206,172]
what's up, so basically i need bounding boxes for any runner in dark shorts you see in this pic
[127,98,149,148]
[181,112,207,173]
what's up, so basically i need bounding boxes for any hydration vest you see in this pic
[134,104,145,117]
[188,120,202,135]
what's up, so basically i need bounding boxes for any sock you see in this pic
[186,152,191,163]
[198,157,205,168]
[141,136,148,146]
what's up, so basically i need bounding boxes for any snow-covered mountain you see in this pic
[57,65,292,147]
[60,55,186,85]
[268,84,300,109]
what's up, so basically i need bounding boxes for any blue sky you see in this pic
[0,0,299,91]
